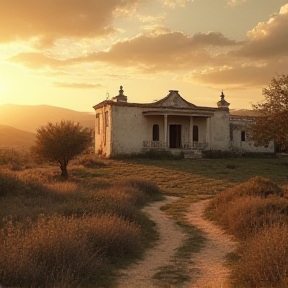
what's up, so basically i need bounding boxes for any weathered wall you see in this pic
[210,109,230,150]
[230,118,274,153]
[95,105,112,157]
[110,106,147,155]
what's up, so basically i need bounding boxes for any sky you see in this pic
[0,0,288,112]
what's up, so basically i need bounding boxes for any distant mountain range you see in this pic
[0,104,94,133]
[230,109,259,117]
[0,104,256,150]
[0,125,36,149]
[0,104,95,149]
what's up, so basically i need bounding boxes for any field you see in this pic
[1,149,288,287]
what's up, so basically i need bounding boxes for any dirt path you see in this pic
[117,196,186,288]
[186,200,237,288]
[117,198,237,288]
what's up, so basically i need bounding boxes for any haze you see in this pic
[0,0,288,112]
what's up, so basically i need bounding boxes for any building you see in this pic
[93,87,274,158]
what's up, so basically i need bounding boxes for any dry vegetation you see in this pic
[1,148,288,287]
[0,149,163,287]
[208,176,288,287]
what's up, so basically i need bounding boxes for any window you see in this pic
[241,131,246,141]
[96,114,100,134]
[152,124,159,141]
[193,125,199,142]
[105,111,109,127]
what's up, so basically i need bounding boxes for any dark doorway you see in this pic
[169,125,181,148]
[152,124,159,141]
[193,125,199,142]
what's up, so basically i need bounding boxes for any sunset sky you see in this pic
[0,0,288,112]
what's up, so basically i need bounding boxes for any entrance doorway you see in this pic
[169,125,181,148]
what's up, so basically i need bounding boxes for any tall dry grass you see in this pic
[234,225,288,287]
[1,214,142,287]
[208,176,288,286]
[0,155,163,288]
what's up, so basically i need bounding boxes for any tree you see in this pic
[249,75,288,152]
[32,120,92,179]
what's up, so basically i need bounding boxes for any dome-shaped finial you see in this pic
[217,90,230,109]
[119,85,124,95]
[221,90,225,100]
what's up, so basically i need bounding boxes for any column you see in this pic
[206,117,211,148]
[164,114,168,148]
[189,116,193,148]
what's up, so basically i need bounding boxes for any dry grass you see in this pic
[1,148,288,287]
[234,225,288,287]
[208,176,288,287]
[0,150,163,287]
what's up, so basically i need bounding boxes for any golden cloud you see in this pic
[0,0,140,46]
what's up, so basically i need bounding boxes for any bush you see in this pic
[212,196,288,239]
[0,214,142,287]
[210,176,283,207]
[234,225,288,286]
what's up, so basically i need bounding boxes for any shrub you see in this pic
[234,225,288,286]
[0,214,142,287]
[210,176,283,208]
[213,196,288,239]
[123,178,164,201]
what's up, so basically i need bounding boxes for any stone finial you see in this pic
[119,85,124,95]
[112,85,127,103]
[217,90,230,109]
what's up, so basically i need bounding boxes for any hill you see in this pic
[0,125,36,149]
[230,109,259,117]
[0,104,94,133]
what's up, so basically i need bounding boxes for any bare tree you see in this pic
[32,120,92,179]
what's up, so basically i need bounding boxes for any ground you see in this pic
[117,197,237,288]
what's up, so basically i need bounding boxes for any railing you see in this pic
[143,141,167,148]
[182,142,208,149]
[143,141,208,150]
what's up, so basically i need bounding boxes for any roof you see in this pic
[93,90,217,112]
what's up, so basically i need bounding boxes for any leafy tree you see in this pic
[249,75,288,152]
[32,120,92,179]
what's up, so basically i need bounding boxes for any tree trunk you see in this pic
[60,162,68,180]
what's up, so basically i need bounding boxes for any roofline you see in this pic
[93,100,218,111]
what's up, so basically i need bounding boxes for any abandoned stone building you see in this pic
[93,87,274,158]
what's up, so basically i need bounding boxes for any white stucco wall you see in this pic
[110,106,147,155]
[210,109,230,150]
[230,118,274,153]
[95,105,112,157]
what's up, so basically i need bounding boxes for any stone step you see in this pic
[183,149,203,159]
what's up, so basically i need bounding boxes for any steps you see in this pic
[183,149,203,159]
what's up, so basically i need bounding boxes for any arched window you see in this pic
[153,124,159,141]
[241,131,246,141]
[193,125,199,142]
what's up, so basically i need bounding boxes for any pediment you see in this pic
[154,90,196,108]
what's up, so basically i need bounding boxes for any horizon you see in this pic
[1,0,288,112]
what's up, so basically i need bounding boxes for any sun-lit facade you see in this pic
[93,87,274,158]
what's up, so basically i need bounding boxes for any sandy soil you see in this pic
[117,198,237,288]
[186,200,237,288]
[117,196,186,288]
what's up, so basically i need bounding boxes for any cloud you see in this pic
[73,31,240,70]
[0,0,140,46]
[227,0,249,7]
[236,4,288,59]
[52,82,104,89]
[8,53,67,69]
[7,31,239,71]
[187,59,288,88]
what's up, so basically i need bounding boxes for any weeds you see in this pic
[208,176,288,287]
[0,161,162,287]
